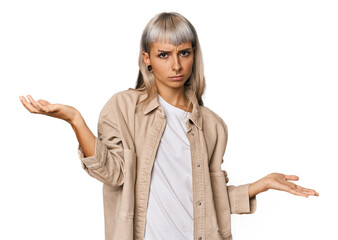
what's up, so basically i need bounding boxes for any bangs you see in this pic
[144,13,195,52]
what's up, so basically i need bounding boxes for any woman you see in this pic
[19,12,318,240]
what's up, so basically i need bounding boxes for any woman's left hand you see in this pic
[262,173,319,198]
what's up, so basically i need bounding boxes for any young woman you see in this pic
[19,12,319,240]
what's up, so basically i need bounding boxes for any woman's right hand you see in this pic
[19,95,80,125]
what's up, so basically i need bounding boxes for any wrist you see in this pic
[249,178,269,198]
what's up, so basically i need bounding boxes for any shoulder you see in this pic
[110,87,143,102]
[100,88,144,117]
[200,105,228,134]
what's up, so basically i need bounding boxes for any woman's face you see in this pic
[142,41,195,90]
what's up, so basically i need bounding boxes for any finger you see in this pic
[26,95,43,111]
[301,190,317,196]
[27,95,54,113]
[298,186,319,196]
[278,180,319,197]
[292,185,320,197]
[289,181,319,196]
[287,186,309,198]
[19,96,40,113]
[38,99,51,106]
[284,175,299,181]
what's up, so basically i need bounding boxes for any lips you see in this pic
[170,75,184,80]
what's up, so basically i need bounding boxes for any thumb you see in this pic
[284,175,299,181]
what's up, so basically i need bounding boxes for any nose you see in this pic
[172,55,181,73]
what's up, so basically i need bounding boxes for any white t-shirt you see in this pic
[144,94,193,240]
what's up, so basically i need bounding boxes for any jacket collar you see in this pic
[142,88,203,130]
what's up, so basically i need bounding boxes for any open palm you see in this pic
[264,173,319,198]
[19,95,78,123]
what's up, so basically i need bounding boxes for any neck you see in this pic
[156,84,192,112]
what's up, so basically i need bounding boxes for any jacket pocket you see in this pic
[210,170,232,239]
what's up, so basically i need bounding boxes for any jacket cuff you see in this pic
[77,137,108,170]
[229,183,257,214]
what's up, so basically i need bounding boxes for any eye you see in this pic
[180,50,191,57]
[158,53,168,58]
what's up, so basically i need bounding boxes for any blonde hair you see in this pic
[130,11,206,108]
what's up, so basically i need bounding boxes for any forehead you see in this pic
[150,41,192,51]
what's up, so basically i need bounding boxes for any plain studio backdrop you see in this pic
[1,0,337,239]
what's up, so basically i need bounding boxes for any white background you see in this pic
[1,0,337,239]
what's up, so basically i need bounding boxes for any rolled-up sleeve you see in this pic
[77,94,126,189]
[78,137,107,169]
[227,184,257,214]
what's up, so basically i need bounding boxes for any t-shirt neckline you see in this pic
[158,94,191,115]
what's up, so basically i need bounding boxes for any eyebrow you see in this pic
[157,48,192,52]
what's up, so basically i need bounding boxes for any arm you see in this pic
[20,94,96,159]
[70,112,96,159]
[19,94,126,188]
[75,95,126,189]
[213,118,319,214]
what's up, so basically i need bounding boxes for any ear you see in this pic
[142,51,151,66]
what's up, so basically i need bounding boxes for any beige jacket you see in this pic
[77,87,257,240]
